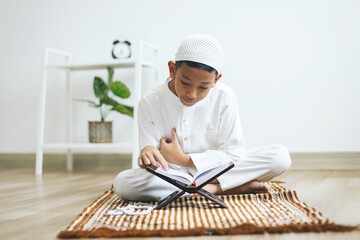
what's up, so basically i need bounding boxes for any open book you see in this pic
[149,161,233,187]
[146,161,234,209]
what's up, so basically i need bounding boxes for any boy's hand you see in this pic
[160,128,195,168]
[138,145,169,171]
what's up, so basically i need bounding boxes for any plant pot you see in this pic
[88,121,112,143]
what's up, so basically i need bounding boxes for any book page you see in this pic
[155,167,194,186]
[193,162,230,187]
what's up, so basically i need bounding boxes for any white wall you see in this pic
[0,0,359,153]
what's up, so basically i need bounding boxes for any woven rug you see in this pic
[58,182,357,238]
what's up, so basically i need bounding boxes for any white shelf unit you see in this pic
[36,42,160,175]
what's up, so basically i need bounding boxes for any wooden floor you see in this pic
[0,167,359,240]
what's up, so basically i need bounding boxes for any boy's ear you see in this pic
[168,61,176,78]
[212,73,222,88]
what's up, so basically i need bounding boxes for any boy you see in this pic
[113,34,291,201]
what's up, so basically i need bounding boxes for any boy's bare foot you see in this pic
[226,180,271,194]
[192,180,270,197]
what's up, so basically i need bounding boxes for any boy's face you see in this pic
[168,61,222,107]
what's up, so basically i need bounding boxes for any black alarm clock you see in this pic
[112,37,132,59]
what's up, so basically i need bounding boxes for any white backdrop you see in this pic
[0,0,359,153]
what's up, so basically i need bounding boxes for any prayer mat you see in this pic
[57,182,357,238]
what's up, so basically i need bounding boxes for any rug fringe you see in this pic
[57,223,359,238]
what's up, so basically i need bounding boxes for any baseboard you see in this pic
[0,152,359,170]
[0,153,132,169]
[289,152,360,170]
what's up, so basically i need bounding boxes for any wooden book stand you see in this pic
[146,163,234,209]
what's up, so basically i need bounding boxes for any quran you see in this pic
[146,161,234,209]
[150,162,233,187]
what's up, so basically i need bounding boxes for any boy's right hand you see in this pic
[138,145,169,171]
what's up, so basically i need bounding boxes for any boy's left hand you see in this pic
[160,128,195,168]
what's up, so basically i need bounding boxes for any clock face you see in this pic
[113,43,131,59]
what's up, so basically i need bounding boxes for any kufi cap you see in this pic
[175,34,224,73]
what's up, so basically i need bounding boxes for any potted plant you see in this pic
[78,67,133,143]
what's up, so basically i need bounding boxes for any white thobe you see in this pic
[113,78,291,201]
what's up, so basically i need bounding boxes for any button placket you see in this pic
[182,108,190,152]
[182,118,187,141]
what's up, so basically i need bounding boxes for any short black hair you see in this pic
[175,61,218,77]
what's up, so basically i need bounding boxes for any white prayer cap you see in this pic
[175,34,224,73]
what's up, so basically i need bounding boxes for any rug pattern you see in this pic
[58,182,355,238]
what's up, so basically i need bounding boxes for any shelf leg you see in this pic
[65,55,73,171]
[156,47,161,84]
[35,148,43,176]
[35,49,50,176]
[66,149,73,171]
[131,42,144,169]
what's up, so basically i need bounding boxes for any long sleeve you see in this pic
[137,98,161,150]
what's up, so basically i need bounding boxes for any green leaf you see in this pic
[94,77,108,99]
[111,81,131,98]
[113,104,134,118]
[124,106,134,118]
[74,99,101,108]
[107,67,114,86]
[101,96,119,107]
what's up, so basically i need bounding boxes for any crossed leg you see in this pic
[113,144,291,201]
[201,179,271,195]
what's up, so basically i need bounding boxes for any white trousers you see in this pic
[113,144,291,201]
